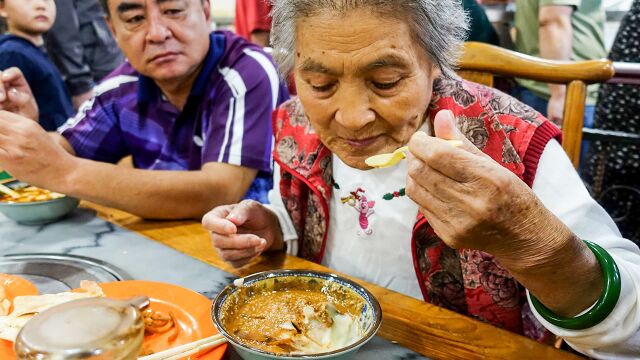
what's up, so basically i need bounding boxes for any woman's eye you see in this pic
[372,80,400,90]
[311,83,335,93]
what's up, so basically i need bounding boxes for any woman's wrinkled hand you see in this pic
[0,68,39,122]
[202,200,284,268]
[406,110,570,267]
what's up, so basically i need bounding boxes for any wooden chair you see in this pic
[457,41,615,168]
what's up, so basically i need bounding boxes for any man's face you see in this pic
[106,0,211,83]
[0,0,56,36]
[294,7,440,170]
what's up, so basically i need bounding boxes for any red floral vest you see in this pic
[272,78,562,341]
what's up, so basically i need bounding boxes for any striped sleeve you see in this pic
[201,48,280,172]
[58,75,136,163]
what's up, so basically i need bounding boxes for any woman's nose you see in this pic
[334,86,376,130]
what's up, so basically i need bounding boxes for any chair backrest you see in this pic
[457,42,615,168]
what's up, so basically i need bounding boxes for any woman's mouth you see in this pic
[344,136,381,148]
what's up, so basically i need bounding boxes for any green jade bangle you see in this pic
[530,240,621,330]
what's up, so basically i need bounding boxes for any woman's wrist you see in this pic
[497,219,605,317]
[530,240,621,330]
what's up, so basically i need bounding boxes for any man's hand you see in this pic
[0,68,38,121]
[203,200,284,268]
[0,111,76,188]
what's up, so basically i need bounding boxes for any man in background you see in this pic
[46,0,124,109]
[513,0,606,126]
[0,0,288,220]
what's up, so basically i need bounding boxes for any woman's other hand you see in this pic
[202,200,284,268]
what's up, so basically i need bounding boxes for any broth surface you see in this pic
[221,277,365,354]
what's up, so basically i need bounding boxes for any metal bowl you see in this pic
[0,181,79,225]
[212,269,382,360]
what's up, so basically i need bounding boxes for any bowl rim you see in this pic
[211,269,382,359]
[0,181,76,207]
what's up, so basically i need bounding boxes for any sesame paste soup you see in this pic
[220,276,366,355]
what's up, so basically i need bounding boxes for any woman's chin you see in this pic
[334,153,371,170]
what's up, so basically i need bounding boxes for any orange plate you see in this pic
[0,274,39,359]
[0,280,226,360]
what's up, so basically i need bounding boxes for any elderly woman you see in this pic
[203,0,640,357]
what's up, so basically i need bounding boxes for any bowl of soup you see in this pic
[0,181,79,225]
[212,270,382,360]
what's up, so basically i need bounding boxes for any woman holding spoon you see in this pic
[203,1,640,357]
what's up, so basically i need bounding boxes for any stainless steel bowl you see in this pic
[212,270,382,360]
[0,181,79,225]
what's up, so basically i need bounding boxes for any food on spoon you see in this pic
[365,140,465,168]
[0,280,105,341]
[0,186,65,203]
[220,276,365,354]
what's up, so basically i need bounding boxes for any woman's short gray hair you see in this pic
[270,0,469,79]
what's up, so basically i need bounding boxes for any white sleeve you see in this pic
[262,162,299,256]
[530,140,640,358]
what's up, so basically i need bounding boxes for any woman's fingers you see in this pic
[407,156,473,203]
[202,204,237,234]
[213,233,267,267]
[212,233,266,251]
[406,176,449,218]
[226,200,263,226]
[408,132,479,182]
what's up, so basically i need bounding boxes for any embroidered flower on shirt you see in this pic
[383,188,406,200]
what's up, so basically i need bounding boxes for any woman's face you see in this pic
[294,7,440,169]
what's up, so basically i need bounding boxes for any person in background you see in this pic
[0,0,73,131]
[512,0,606,126]
[234,0,271,47]
[583,0,640,243]
[0,0,288,220]
[46,0,124,110]
[464,0,500,45]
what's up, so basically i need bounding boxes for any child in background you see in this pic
[0,0,73,131]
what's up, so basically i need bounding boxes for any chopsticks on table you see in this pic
[0,183,19,198]
[137,333,227,360]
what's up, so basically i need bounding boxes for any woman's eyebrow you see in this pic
[363,55,409,72]
[299,59,339,76]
